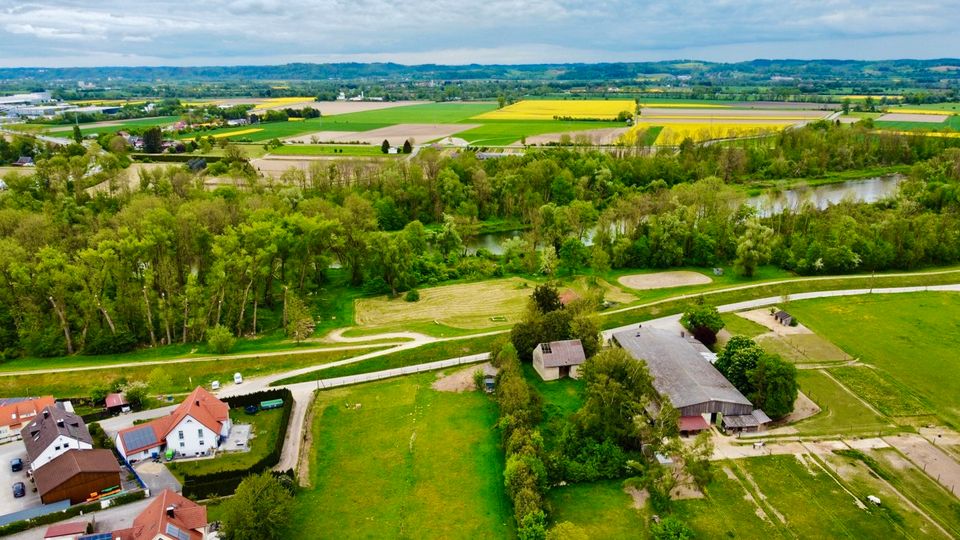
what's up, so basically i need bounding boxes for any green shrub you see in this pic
[207,325,236,354]
[404,289,420,302]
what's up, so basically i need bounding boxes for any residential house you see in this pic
[115,387,231,462]
[22,405,93,471]
[112,488,209,540]
[13,156,34,167]
[33,449,121,505]
[532,339,587,381]
[0,396,55,443]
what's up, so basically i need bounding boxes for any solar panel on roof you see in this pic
[79,534,114,540]
[166,523,191,540]
[121,425,157,451]
[541,343,552,353]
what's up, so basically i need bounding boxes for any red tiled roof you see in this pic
[105,393,129,408]
[559,289,581,305]
[44,521,87,538]
[118,488,206,540]
[0,396,55,429]
[117,387,227,455]
[679,415,711,432]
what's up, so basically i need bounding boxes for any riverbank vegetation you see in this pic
[1,122,960,361]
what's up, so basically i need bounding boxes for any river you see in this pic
[464,174,905,255]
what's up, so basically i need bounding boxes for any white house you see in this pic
[116,386,231,461]
[21,406,93,472]
[532,340,587,381]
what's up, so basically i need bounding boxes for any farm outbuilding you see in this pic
[33,449,121,505]
[612,327,769,433]
[773,310,794,326]
[532,339,586,381]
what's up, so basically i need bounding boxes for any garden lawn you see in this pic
[291,373,511,538]
[547,481,647,539]
[271,334,501,385]
[786,292,960,426]
[793,370,891,435]
[354,277,534,330]
[0,347,384,397]
[167,408,282,481]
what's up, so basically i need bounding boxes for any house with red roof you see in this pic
[115,387,231,462]
[113,488,209,540]
[0,396,55,443]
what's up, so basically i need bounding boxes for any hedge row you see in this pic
[131,154,223,163]
[0,491,146,538]
[180,389,294,499]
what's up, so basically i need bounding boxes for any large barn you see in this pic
[33,448,121,504]
[612,327,770,433]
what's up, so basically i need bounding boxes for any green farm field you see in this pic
[269,144,393,157]
[786,292,960,426]
[875,116,960,131]
[291,373,511,538]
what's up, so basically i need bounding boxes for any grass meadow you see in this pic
[291,373,511,538]
[794,370,891,435]
[786,292,960,426]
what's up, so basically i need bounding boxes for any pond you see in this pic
[464,174,906,254]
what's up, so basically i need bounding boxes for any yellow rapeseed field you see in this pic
[257,97,316,108]
[888,108,958,116]
[622,122,790,145]
[637,103,731,109]
[638,114,814,121]
[180,128,263,141]
[473,99,635,120]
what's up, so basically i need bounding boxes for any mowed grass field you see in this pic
[794,369,891,435]
[474,99,635,120]
[786,292,960,426]
[292,373,511,538]
[270,144,393,157]
[354,277,534,329]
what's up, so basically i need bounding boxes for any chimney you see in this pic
[195,400,200,406]
[43,410,50,418]
[166,505,175,518]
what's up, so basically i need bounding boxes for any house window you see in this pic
[199,440,204,446]
[198,429,203,438]
[178,431,184,440]
[54,445,60,451]
[180,442,185,448]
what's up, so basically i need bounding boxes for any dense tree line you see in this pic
[2,124,960,358]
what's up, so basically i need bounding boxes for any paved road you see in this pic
[98,404,178,439]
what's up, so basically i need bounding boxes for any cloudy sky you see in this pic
[1,0,958,67]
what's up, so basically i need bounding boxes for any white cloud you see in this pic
[0,0,957,66]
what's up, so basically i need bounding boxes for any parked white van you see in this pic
[211,380,221,390]
[234,372,243,384]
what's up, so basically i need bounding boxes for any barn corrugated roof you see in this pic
[612,327,752,410]
[537,340,586,367]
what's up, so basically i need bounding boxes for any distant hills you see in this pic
[2,59,959,83]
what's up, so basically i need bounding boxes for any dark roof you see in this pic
[537,339,586,367]
[612,327,752,410]
[722,410,773,429]
[118,423,164,455]
[21,406,92,462]
[33,449,120,497]
[774,310,792,321]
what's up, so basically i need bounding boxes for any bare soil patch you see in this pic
[778,390,821,424]
[349,124,479,145]
[878,113,948,123]
[432,362,497,393]
[303,100,427,115]
[283,130,362,144]
[618,271,711,290]
[523,127,630,146]
[640,107,829,119]
[884,434,960,493]
[736,308,812,335]
[624,486,648,509]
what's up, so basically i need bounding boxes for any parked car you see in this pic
[12,482,25,498]
[233,372,243,384]
[211,380,221,390]
[10,458,22,472]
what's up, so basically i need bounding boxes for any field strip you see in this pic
[818,369,885,417]
[601,270,960,318]
[0,342,393,377]
[723,465,775,524]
